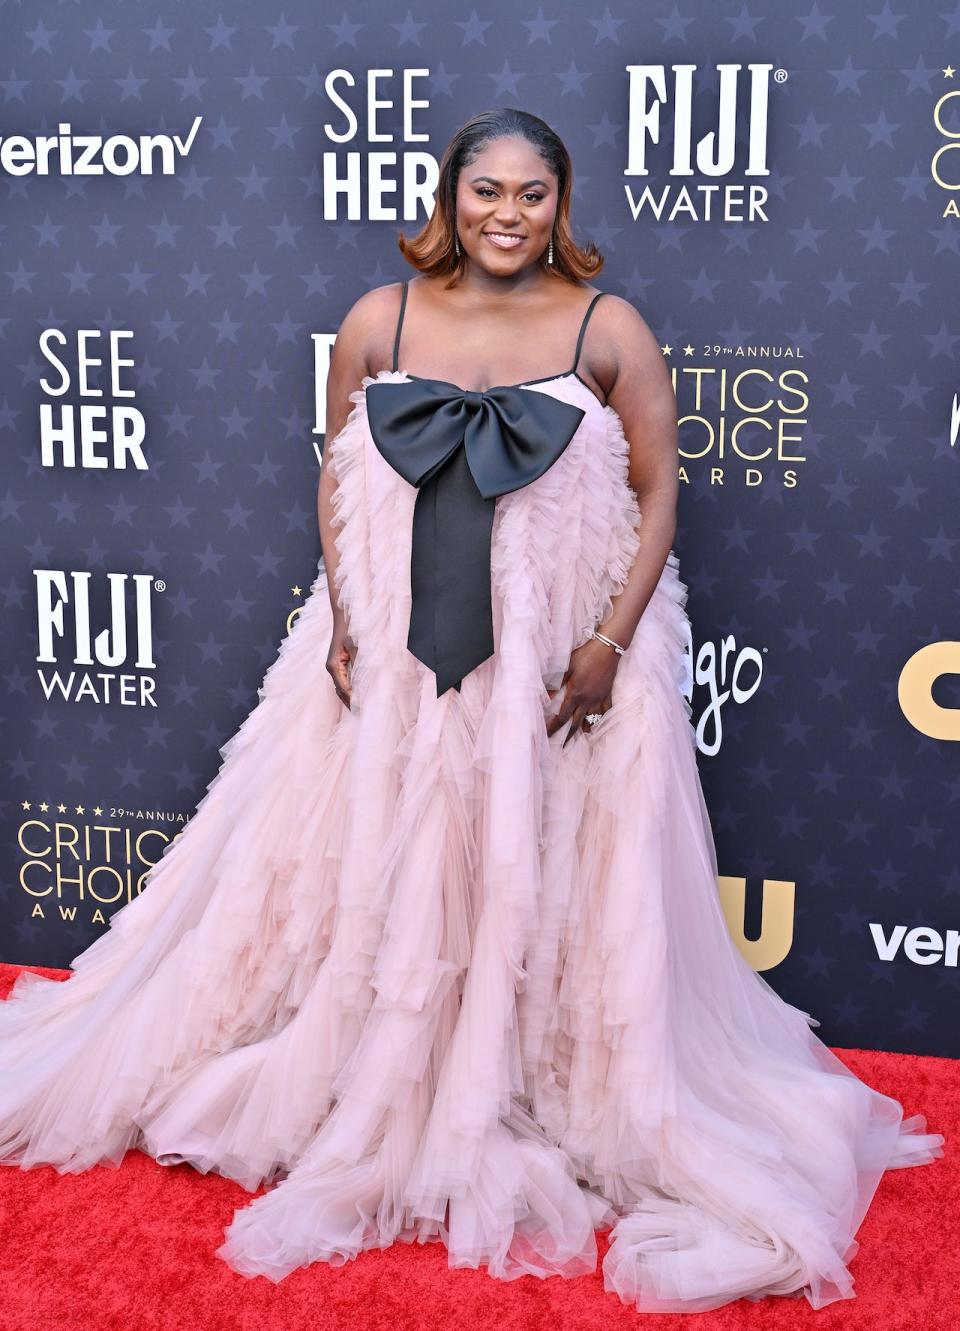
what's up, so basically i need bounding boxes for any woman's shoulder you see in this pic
[340,280,405,331]
[554,283,645,335]
[569,287,662,393]
[332,281,406,374]
[584,289,658,355]
[586,287,646,326]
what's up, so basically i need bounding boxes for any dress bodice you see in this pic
[326,359,644,709]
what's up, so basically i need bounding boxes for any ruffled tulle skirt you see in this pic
[0,375,945,1312]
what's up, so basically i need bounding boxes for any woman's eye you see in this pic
[475,187,545,203]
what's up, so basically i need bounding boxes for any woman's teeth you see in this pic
[484,232,525,249]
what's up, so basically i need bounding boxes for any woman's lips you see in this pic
[483,232,526,250]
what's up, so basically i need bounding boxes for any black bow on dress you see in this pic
[365,377,586,695]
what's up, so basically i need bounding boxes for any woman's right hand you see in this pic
[326,620,357,710]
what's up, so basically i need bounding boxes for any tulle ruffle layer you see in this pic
[0,372,944,1314]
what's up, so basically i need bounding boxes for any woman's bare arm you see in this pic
[593,296,679,648]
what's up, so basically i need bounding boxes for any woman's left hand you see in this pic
[545,638,621,747]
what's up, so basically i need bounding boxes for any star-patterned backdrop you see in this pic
[1,0,958,1057]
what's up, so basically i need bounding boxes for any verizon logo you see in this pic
[870,922,959,967]
[0,116,203,176]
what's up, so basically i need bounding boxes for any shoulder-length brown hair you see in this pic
[398,107,603,287]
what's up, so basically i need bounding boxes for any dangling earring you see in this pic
[454,233,461,257]
[547,234,554,264]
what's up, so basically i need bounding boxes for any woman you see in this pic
[0,108,944,1314]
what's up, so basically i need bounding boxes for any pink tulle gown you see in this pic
[0,283,944,1314]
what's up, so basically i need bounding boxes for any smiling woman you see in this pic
[0,104,944,1320]
[398,106,603,285]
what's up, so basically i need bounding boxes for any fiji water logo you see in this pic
[0,116,203,176]
[624,62,780,222]
[35,570,159,706]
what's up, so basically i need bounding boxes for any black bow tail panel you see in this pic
[407,446,496,695]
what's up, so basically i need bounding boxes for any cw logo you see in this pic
[718,876,795,971]
[899,642,960,741]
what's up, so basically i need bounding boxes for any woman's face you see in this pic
[453,134,559,275]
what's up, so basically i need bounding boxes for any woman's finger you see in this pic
[546,681,580,738]
[546,665,572,696]
[562,701,589,747]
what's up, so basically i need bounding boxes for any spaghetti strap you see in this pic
[391,280,409,373]
[391,280,601,379]
[571,291,606,373]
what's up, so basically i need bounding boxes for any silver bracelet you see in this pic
[591,628,627,655]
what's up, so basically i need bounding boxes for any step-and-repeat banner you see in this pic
[1,2,956,1056]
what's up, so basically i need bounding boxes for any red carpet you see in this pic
[1,961,955,1331]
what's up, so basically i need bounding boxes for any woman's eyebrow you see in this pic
[468,175,550,188]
